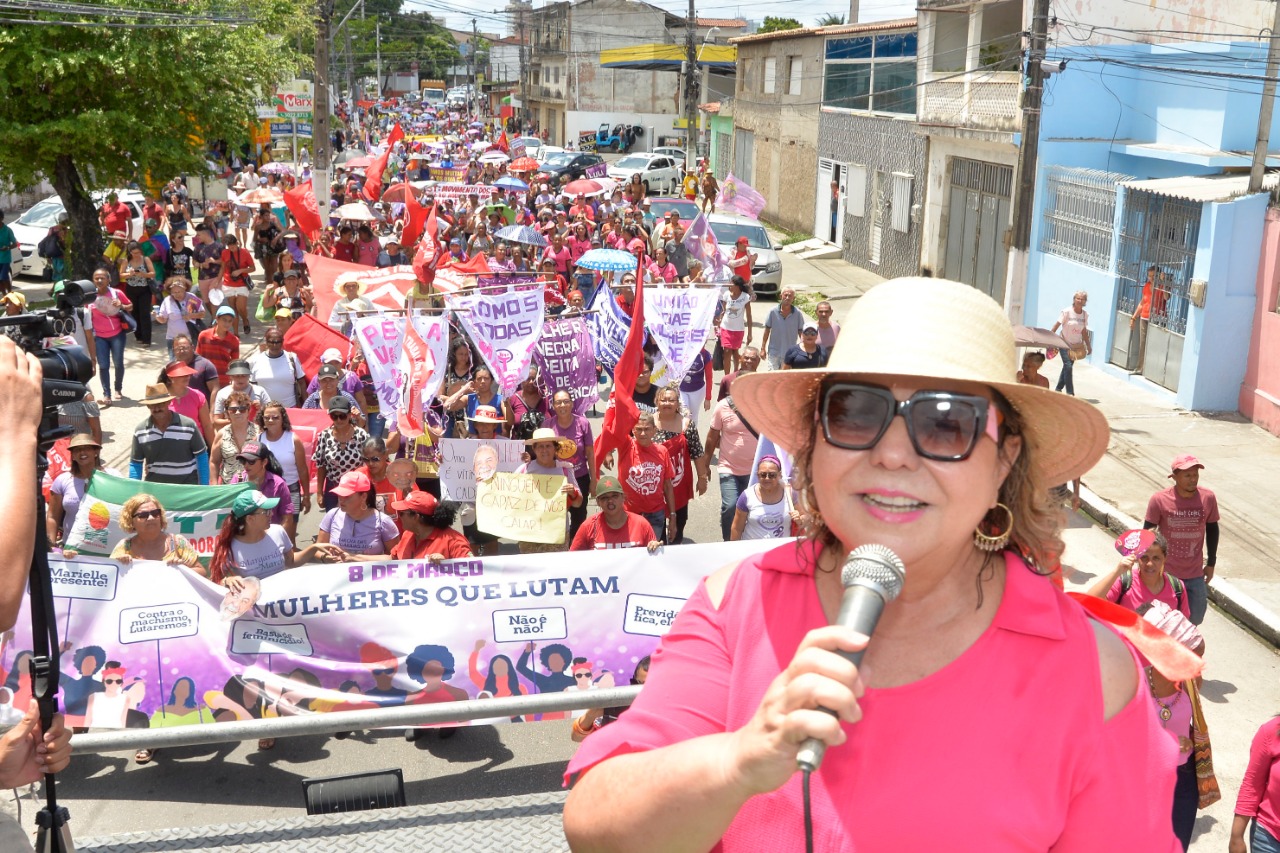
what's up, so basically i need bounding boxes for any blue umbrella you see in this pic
[494,176,528,191]
[577,248,639,273]
[495,224,547,247]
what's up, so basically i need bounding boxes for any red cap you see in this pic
[391,491,438,514]
[736,236,749,245]
[1168,454,1204,476]
[331,470,372,496]
[165,361,197,378]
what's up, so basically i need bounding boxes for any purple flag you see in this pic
[683,213,729,281]
[534,315,599,416]
[716,172,767,220]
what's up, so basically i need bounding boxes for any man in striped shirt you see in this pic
[130,383,209,485]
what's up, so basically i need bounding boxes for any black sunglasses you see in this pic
[819,382,1000,462]
[330,412,349,421]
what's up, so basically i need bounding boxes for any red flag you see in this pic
[411,203,442,286]
[593,257,645,477]
[283,314,352,377]
[286,408,335,495]
[362,123,405,203]
[401,186,428,248]
[496,130,509,153]
[396,319,437,439]
[284,180,323,243]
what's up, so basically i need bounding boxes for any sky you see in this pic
[423,0,919,36]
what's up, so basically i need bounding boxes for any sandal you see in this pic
[134,748,154,764]
[257,738,275,750]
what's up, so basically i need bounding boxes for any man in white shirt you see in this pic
[248,330,306,406]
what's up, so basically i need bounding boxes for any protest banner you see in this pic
[6,540,780,730]
[584,162,609,179]
[422,183,477,203]
[437,438,526,503]
[64,473,249,563]
[647,284,722,384]
[428,164,470,182]
[587,283,631,375]
[353,314,450,421]
[446,282,546,395]
[510,138,526,159]
[533,315,598,415]
[477,471,568,545]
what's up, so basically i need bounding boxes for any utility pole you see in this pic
[1249,0,1280,192]
[518,9,528,132]
[314,0,332,213]
[471,18,480,117]
[375,18,382,97]
[1002,0,1050,322]
[684,0,697,173]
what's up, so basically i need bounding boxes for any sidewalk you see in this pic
[771,244,1280,645]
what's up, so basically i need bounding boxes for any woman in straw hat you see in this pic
[564,278,1179,850]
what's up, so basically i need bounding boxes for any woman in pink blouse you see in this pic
[1234,719,1280,852]
[564,278,1182,851]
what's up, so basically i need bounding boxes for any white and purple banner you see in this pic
[647,284,722,386]
[353,313,451,421]
[534,315,599,415]
[10,541,781,730]
[447,281,546,395]
[587,284,631,375]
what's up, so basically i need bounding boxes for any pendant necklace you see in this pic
[1146,666,1181,724]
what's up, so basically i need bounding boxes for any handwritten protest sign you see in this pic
[438,438,526,503]
[534,316,598,415]
[647,284,721,384]
[447,283,546,394]
[477,471,568,545]
[353,314,451,423]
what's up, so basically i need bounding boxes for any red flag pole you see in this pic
[592,255,646,478]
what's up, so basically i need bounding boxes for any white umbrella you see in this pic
[334,202,376,222]
[480,151,510,164]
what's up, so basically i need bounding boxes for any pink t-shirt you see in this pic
[1105,572,1191,620]
[709,400,758,477]
[169,387,207,423]
[1144,487,1219,579]
[1238,718,1280,841]
[566,543,1180,851]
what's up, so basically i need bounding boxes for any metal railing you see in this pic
[70,686,643,754]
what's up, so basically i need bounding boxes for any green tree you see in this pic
[816,13,847,26]
[0,0,311,279]
[758,16,804,34]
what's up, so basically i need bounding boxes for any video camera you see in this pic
[0,278,96,451]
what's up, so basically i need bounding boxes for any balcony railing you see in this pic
[917,70,1021,133]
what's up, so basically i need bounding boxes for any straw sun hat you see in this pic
[731,277,1109,488]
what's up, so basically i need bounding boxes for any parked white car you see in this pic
[536,145,566,164]
[607,153,681,195]
[11,189,146,279]
[651,146,688,164]
[707,213,784,298]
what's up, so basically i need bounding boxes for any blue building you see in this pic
[1024,40,1279,410]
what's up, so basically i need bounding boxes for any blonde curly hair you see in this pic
[117,494,167,535]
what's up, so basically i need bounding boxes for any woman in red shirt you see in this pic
[389,491,472,562]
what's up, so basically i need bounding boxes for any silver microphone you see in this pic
[795,544,905,773]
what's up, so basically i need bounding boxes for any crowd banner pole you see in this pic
[71,687,642,754]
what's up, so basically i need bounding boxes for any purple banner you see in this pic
[534,315,599,416]
[585,162,609,179]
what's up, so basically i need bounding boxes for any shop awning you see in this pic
[1118,173,1280,203]
[600,43,736,71]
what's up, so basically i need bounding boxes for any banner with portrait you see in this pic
[6,541,782,730]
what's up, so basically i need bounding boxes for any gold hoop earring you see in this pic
[974,503,1014,552]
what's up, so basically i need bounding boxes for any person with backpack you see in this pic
[1086,528,1190,620]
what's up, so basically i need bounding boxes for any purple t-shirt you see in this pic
[230,470,295,524]
[319,507,399,554]
[306,370,365,398]
[552,415,594,480]
[679,348,713,394]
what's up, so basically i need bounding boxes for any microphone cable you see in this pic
[803,768,816,853]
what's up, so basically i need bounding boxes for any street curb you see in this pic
[1077,485,1280,648]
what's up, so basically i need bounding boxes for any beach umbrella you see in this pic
[260,162,294,176]
[495,224,547,247]
[342,155,374,169]
[380,183,420,205]
[494,176,528,191]
[576,248,638,272]
[509,157,539,172]
[236,188,284,205]
[482,202,517,225]
[563,178,613,197]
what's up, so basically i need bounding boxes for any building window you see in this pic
[554,66,560,84]
[787,56,802,95]
[764,57,777,94]
[1039,166,1131,271]
[891,172,913,233]
[823,32,917,115]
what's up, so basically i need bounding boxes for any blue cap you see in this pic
[216,305,237,318]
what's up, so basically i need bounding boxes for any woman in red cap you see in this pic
[318,470,400,560]
[389,492,472,562]
[159,360,214,447]
[728,236,757,296]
